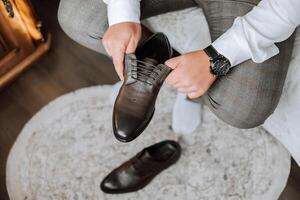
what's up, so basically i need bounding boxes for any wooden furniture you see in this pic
[0,0,51,90]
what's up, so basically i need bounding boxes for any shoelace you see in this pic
[130,60,163,85]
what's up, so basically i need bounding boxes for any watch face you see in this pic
[212,59,230,76]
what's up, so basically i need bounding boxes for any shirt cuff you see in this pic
[107,0,141,26]
[212,21,251,67]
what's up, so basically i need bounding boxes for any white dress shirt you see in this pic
[103,0,141,26]
[103,0,300,67]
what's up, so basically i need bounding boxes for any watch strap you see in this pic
[204,45,219,61]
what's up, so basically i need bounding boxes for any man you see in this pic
[57,0,300,132]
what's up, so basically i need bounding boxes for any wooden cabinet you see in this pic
[0,0,51,90]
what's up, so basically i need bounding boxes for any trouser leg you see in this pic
[57,0,197,55]
[195,0,296,128]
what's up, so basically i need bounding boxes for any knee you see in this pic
[57,0,81,41]
[203,53,286,129]
[57,0,107,53]
[205,0,259,4]
[205,93,277,129]
[221,109,272,129]
[210,104,274,129]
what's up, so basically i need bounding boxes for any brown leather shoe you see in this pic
[100,140,181,194]
[113,33,173,142]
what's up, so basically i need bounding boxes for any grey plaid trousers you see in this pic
[58,0,295,129]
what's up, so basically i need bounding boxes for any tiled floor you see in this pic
[0,0,299,199]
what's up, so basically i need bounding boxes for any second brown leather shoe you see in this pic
[100,140,181,194]
[113,33,173,142]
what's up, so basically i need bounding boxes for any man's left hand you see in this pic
[165,50,216,99]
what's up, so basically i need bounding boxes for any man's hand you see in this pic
[165,50,216,99]
[102,22,141,80]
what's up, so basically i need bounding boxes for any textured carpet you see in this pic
[6,85,290,200]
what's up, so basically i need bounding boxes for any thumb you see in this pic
[165,56,181,69]
[112,47,125,81]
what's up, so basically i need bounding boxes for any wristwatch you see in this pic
[204,45,231,77]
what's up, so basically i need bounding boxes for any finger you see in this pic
[173,82,190,89]
[177,87,196,94]
[112,47,125,80]
[126,37,138,54]
[105,45,112,56]
[102,39,111,56]
[165,56,182,69]
[177,85,196,91]
[165,70,180,86]
[188,90,203,99]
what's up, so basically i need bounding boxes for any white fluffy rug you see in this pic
[6,85,291,200]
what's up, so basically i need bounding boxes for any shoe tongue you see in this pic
[138,149,154,161]
[142,57,159,66]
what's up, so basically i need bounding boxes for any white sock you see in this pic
[109,81,123,104]
[172,92,202,135]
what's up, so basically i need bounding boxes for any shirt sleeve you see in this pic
[103,0,141,26]
[212,0,300,67]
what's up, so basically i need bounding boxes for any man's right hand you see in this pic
[102,22,141,80]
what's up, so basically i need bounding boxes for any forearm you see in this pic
[212,0,300,67]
